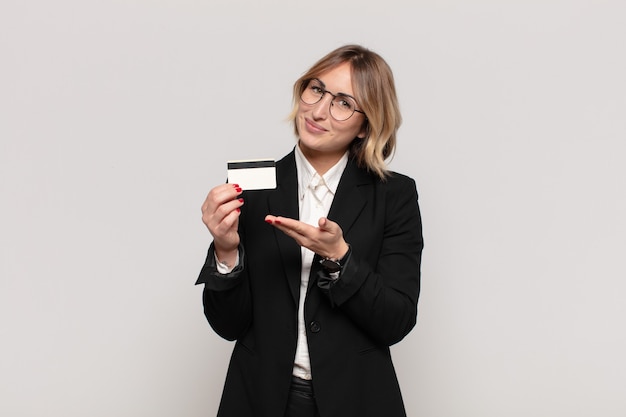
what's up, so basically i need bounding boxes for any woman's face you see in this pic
[296,62,367,162]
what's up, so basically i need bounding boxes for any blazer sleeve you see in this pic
[196,243,252,341]
[319,175,423,346]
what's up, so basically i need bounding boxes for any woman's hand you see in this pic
[265,215,349,260]
[201,183,244,266]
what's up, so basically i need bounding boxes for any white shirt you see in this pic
[292,144,348,380]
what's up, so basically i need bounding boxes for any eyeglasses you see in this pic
[300,78,366,121]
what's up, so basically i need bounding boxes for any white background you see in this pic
[1,1,625,416]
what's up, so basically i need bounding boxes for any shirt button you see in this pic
[309,321,321,333]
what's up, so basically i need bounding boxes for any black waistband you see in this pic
[290,375,314,394]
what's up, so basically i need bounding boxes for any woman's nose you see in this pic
[311,93,332,120]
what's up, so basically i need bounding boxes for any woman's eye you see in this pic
[337,98,353,110]
[311,86,324,95]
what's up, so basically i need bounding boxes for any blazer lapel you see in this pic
[326,159,372,238]
[306,159,372,297]
[268,151,302,305]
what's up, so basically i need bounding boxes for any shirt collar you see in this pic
[294,144,348,201]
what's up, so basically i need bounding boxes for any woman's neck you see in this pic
[297,142,346,176]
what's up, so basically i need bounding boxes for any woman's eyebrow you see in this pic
[312,78,326,88]
[315,78,356,99]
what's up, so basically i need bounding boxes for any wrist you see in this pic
[214,246,238,268]
[319,244,351,274]
[329,242,350,261]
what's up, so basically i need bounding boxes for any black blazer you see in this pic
[197,149,423,417]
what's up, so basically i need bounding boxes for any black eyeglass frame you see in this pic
[299,78,366,121]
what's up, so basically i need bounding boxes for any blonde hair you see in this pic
[289,45,402,179]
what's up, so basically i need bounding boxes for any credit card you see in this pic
[227,159,277,190]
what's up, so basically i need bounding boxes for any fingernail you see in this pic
[236,208,241,213]
[274,219,282,225]
[265,219,273,224]
[231,183,240,188]
[235,187,242,193]
[238,198,244,203]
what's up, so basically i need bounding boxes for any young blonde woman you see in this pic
[197,44,423,417]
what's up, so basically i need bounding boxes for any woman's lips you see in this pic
[305,118,327,134]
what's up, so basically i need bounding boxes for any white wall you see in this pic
[1,1,624,416]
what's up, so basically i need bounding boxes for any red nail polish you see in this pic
[231,183,240,188]
[265,219,273,224]
[238,198,244,203]
[235,187,242,193]
[236,208,241,213]
[274,219,282,225]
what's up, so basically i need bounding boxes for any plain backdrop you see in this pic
[1,1,625,416]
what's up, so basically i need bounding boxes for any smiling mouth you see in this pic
[305,118,327,133]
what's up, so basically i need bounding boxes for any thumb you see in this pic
[318,217,334,232]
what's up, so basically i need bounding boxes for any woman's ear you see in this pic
[357,121,369,139]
